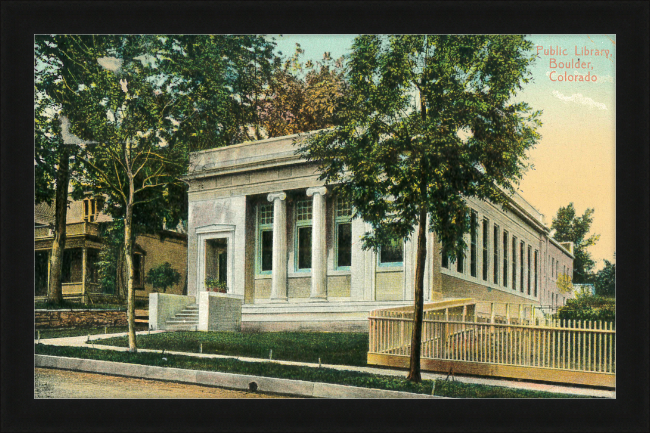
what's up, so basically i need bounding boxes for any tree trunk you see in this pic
[124,179,137,352]
[48,147,70,305]
[407,203,428,383]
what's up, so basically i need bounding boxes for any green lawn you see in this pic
[93,331,369,366]
[34,344,588,398]
[37,325,148,340]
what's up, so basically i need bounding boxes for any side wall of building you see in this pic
[437,196,548,305]
[543,240,575,308]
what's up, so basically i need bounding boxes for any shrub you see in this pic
[555,295,615,322]
[145,262,181,293]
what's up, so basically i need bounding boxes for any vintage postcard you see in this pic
[33,33,616,403]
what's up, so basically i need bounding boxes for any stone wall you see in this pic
[35,309,127,329]
[149,292,196,330]
[198,291,242,332]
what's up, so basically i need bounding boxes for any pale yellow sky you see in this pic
[516,35,616,270]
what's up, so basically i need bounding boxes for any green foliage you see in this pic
[34,344,586,398]
[551,203,600,284]
[204,277,227,292]
[35,35,277,349]
[556,272,574,294]
[96,220,125,296]
[258,45,347,137]
[299,35,542,257]
[555,295,615,322]
[145,262,181,293]
[34,103,65,206]
[95,331,370,366]
[594,259,615,297]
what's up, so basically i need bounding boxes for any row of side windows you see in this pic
[442,209,539,298]
[256,197,403,275]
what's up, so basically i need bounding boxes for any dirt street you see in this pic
[34,368,296,399]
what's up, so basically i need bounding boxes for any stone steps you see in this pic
[165,304,199,331]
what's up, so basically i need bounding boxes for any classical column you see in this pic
[267,192,287,301]
[306,186,327,300]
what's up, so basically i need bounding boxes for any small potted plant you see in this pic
[205,277,228,294]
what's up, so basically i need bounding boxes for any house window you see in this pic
[493,224,500,285]
[83,198,96,222]
[520,241,525,293]
[503,231,509,288]
[470,211,477,277]
[133,253,144,287]
[456,244,464,274]
[534,250,539,297]
[257,204,273,274]
[482,218,489,281]
[527,245,532,295]
[512,236,517,291]
[83,197,103,222]
[379,236,404,266]
[335,197,352,270]
[295,199,313,271]
[441,249,449,269]
[556,261,559,279]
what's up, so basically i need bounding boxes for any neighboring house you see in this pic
[35,197,187,302]
[181,132,574,331]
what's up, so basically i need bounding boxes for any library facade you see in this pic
[183,133,574,332]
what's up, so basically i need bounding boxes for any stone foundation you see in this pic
[35,309,127,329]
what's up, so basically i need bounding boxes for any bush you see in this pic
[145,262,181,293]
[555,295,615,322]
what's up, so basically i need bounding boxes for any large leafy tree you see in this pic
[300,35,541,382]
[551,203,600,284]
[36,35,276,351]
[594,259,615,297]
[35,39,86,305]
[258,45,347,137]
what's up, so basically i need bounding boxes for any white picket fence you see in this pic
[368,301,615,387]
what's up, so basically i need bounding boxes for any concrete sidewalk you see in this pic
[35,331,615,399]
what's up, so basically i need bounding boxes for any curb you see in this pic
[35,355,445,399]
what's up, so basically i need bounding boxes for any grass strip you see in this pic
[34,344,587,398]
[36,325,148,340]
[94,331,369,367]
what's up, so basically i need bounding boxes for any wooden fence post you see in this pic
[443,308,449,359]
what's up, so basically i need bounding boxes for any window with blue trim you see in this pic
[335,197,352,270]
[295,199,312,271]
[257,204,273,274]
